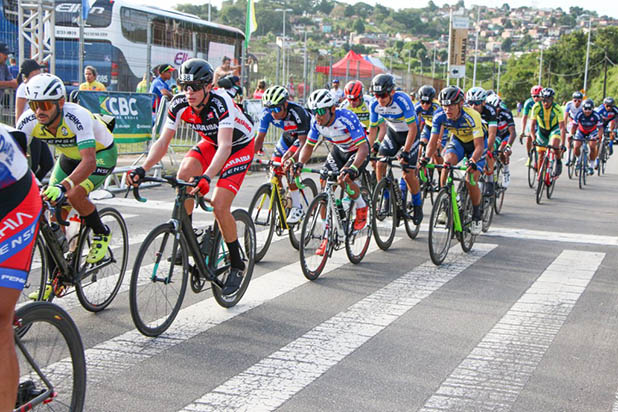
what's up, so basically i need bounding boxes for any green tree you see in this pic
[353,18,365,34]
[502,37,513,52]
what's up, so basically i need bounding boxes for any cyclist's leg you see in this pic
[442,138,462,187]
[376,127,399,181]
[589,131,599,164]
[535,130,550,171]
[573,131,583,159]
[549,130,563,176]
[179,140,216,216]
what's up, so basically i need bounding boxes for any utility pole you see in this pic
[472,6,480,87]
[538,46,543,85]
[603,52,608,99]
[432,47,436,79]
[583,16,592,93]
[275,8,293,86]
[208,0,211,21]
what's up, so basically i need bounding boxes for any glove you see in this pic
[504,143,512,153]
[129,166,146,183]
[419,156,430,168]
[399,150,412,164]
[561,145,567,152]
[486,150,494,159]
[293,161,304,176]
[372,141,381,153]
[43,184,66,204]
[467,161,478,172]
[342,165,359,180]
[195,175,211,196]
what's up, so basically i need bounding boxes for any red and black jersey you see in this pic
[165,89,254,148]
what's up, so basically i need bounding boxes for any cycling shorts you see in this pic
[321,145,368,181]
[574,129,598,141]
[445,137,487,170]
[379,127,421,165]
[272,138,299,176]
[50,143,118,194]
[420,125,448,148]
[274,132,301,158]
[535,127,561,150]
[0,173,42,291]
[187,139,254,194]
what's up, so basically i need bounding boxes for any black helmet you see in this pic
[418,85,436,102]
[582,99,594,110]
[572,91,583,99]
[178,58,214,84]
[541,87,555,99]
[371,74,395,95]
[217,75,234,89]
[438,86,464,106]
[603,97,615,106]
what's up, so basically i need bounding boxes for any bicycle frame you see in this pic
[421,164,472,233]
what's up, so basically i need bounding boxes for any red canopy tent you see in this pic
[315,50,383,78]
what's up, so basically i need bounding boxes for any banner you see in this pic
[448,15,469,79]
[75,91,153,143]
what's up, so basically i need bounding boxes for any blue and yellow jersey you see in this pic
[531,102,564,132]
[431,106,484,144]
[414,101,443,129]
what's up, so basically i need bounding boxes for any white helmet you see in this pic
[25,73,66,101]
[307,89,337,110]
[485,94,501,108]
[465,87,487,103]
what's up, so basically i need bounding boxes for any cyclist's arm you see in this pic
[487,124,498,152]
[530,118,537,140]
[377,122,386,142]
[66,147,97,189]
[507,125,517,146]
[403,121,418,152]
[521,114,529,136]
[254,131,267,153]
[287,134,307,163]
[570,120,577,136]
[559,120,566,147]
[204,128,233,181]
[142,127,176,171]
[471,137,484,164]
[297,140,314,166]
[351,141,369,170]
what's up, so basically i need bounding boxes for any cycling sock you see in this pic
[412,192,422,207]
[83,210,109,235]
[472,205,481,220]
[226,240,245,270]
[354,195,366,208]
[290,188,302,208]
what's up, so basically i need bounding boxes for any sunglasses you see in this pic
[532,95,541,98]
[374,92,389,99]
[468,100,483,106]
[542,98,553,103]
[573,99,582,102]
[420,100,432,105]
[268,105,284,113]
[346,95,360,101]
[583,107,593,111]
[179,81,207,92]
[28,100,56,111]
[313,107,328,116]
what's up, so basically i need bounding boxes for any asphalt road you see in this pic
[23,139,618,412]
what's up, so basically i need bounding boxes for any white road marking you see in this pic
[96,197,248,213]
[483,226,618,246]
[420,250,605,411]
[178,243,497,412]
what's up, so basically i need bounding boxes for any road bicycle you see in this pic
[597,131,611,175]
[371,156,421,250]
[13,301,86,411]
[490,147,508,216]
[248,159,317,262]
[573,134,592,189]
[424,163,477,266]
[30,199,128,312]
[566,135,576,180]
[535,143,561,205]
[298,167,372,280]
[527,142,539,189]
[129,176,256,337]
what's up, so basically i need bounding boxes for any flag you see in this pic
[81,0,90,20]
[245,0,258,48]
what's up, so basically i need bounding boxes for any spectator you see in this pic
[8,57,18,79]
[331,78,344,103]
[79,65,106,91]
[14,59,42,119]
[517,101,522,115]
[213,56,240,85]
[0,43,17,107]
[136,72,149,93]
[297,82,306,100]
[150,63,175,112]
[253,79,266,99]
[287,75,296,101]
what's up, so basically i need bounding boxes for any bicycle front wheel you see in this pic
[535,159,546,204]
[288,177,318,250]
[459,188,476,253]
[129,223,189,337]
[371,178,397,250]
[247,183,276,263]
[528,149,538,188]
[428,189,453,266]
[345,187,372,264]
[74,207,128,312]
[20,235,48,306]
[14,302,86,412]
[493,165,506,215]
[299,193,330,280]
[211,209,256,308]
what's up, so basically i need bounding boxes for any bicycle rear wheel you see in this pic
[211,209,256,307]
[459,188,476,253]
[345,187,372,264]
[428,189,453,266]
[19,235,47,306]
[528,149,538,188]
[129,223,189,337]
[493,164,505,215]
[247,183,276,263]
[14,302,86,412]
[567,147,575,179]
[371,178,397,250]
[299,193,330,280]
[74,207,128,312]
[288,178,318,250]
[481,188,494,233]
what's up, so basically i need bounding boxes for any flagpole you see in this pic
[79,3,85,84]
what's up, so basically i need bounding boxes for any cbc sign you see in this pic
[104,97,139,116]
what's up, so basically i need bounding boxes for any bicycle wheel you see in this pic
[493,164,506,215]
[247,183,276,263]
[567,147,575,179]
[535,159,547,204]
[14,302,86,412]
[371,178,397,250]
[428,189,453,266]
[459,188,476,253]
[19,235,48,306]
[345,187,372,264]
[211,209,256,308]
[299,193,330,280]
[288,177,318,250]
[129,223,189,337]
[481,184,494,233]
[74,207,128,312]
[527,149,538,188]
[578,153,585,189]
[403,192,421,240]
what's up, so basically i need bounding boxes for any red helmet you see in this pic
[530,85,543,96]
[344,80,363,100]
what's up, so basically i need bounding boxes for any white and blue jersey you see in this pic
[369,91,418,133]
[565,100,582,123]
[307,109,368,153]
[258,101,311,157]
[0,126,29,190]
[573,110,602,140]
[595,104,618,128]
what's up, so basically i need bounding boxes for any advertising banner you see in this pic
[449,15,469,79]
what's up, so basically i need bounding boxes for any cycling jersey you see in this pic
[522,97,536,116]
[258,101,311,159]
[431,106,485,144]
[531,102,564,132]
[0,126,29,190]
[573,110,602,136]
[339,95,374,129]
[16,102,115,160]
[307,109,368,153]
[595,105,618,127]
[414,101,443,129]
[564,100,583,121]
[166,89,254,148]
[479,104,498,128]
[497,109,515,141]
[369,91,417,133]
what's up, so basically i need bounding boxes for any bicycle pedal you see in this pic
[16,380,46,407]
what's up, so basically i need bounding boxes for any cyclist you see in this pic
[486,94,516,187]
[127,58,254,295]
[254,85,311,224]
[416,85,448,165]
[564,91,583,165]
[424,86,486,235]
[529,87,566,177]
[293,89,370,255]
[572,99,603,174]
[466,87,498,193]
[17,73,116,265]
[596,97,617,155]
[0,125,42,411]
[521,85,543,163]
[368,74,423,225]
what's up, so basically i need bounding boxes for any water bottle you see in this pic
[50,222,68,253]
[399,177,408,203]
[66,214,81,252]
[335,199,346,221]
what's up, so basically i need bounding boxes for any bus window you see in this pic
[121,7,148,44]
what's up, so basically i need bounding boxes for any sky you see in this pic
[135,0,618,20]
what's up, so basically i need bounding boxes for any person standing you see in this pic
[8,57,18,79]
[150,63,175,113]
[0,43,17,108]
[79,65,106,91]
[253,79,266,99]
[331,78,344,103]
[213,56,240,86]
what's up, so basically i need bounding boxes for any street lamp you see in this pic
[582,14,593,94]
[472,6,481,87]
[275,8,293,86]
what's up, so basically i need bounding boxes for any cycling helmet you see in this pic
[465,87,487,103]
[541,87,555,99]
[485,94,501,108]
[438,86,464,106]
[178,58,214,84]
[217,76,234,89]
[603,97,615,106]
[418,85,436,102]
[344,80,363,100]
[307,89,338,110]
[25,73,66,101]
[371,74,395,95]
[531,85,543,96]
[262,85,288,107]
[582,99,594,110]
[572,91,583,99]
